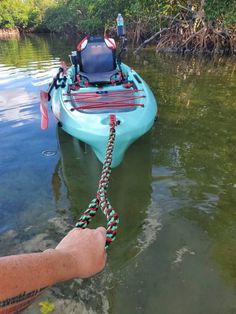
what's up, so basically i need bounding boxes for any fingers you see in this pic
[54,226,108,279]
[72,227,106,235]
[69,227,107,249]
[96,227,107,240]
[96,226,106,234]
[95,227,108,267]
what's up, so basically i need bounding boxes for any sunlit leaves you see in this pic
[0,0,235,38]
[0,0,56,29]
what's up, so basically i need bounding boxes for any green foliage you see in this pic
[0,0,27,28]
[0,0,235,39]
[43,0,236,36]
[0,0,55,30]
[204,0,236,26]
[43,0,130,34]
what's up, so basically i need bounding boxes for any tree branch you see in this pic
[133,28,168,54]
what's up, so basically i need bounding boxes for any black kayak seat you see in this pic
[77,36,118,84]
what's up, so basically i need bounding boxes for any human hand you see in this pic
[54,227,107,279]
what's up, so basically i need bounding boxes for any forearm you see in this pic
[0,228,107,313]
[0,249,74,300]
[0,249,75,313]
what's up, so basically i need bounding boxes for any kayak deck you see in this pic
[51,64,157,167]
[62,85,145,114]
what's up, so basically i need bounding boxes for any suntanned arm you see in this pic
[0,227,107,313]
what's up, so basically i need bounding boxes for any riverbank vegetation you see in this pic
[0,0,235,54]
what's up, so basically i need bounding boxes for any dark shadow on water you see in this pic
[54,125,154,268]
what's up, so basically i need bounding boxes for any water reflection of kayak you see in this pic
[54,125,153,266]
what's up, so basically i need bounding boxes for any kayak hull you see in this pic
[51,63,157,167]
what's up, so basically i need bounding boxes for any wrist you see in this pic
[43,249,77,284]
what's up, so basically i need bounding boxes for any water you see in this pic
[0,34,236,313]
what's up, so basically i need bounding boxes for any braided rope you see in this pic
[75,115,119,250]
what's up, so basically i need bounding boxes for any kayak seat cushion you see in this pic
[77,35,118,83]
[78,71,118,84]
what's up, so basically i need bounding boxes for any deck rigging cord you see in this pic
[65,89,145,111]
[75,114,119,250]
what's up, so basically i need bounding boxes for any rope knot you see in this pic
[109,114,117,128]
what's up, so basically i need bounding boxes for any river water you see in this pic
[0,34,236,314]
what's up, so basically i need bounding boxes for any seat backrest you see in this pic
[77,36,116,73]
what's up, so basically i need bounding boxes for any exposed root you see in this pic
[134,6,236,55]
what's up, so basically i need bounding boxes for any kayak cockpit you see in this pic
[77,35,118,84]
[70,35,127,87]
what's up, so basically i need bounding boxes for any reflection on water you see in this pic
[0,88,38,127]
[55,126,156,267]
[0,34,236,313]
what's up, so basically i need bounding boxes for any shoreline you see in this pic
[0,28,20,39]
[0,28,235,56]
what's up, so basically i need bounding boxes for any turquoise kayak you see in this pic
[42,36,157,167]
